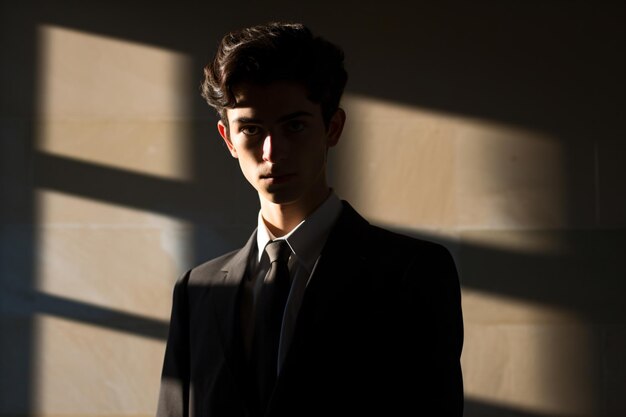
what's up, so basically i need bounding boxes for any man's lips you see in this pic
[261,173,296,184]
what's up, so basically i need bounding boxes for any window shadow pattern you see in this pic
[1,1,624,416]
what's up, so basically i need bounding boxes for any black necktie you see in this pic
[253,239,292,409]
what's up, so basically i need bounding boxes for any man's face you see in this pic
[218,81,345,209]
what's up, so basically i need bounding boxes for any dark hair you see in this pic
[201,22,348,127]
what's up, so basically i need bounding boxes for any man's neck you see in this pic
[260,188,331,237]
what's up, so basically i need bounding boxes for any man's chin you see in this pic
[258,187,302,206]
[263,193,298,206]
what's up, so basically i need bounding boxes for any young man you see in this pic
[157,22,463,417]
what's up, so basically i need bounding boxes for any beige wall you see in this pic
[1,2,623,416]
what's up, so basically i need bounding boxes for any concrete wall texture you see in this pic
[1,1,624,416]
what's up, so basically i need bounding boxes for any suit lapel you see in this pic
[274,203,371,388]
[208,231,256,382]
[302,203,370,315]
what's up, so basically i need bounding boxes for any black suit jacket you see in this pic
[157,202,463,416]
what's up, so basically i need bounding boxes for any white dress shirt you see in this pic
[245,192,342,373]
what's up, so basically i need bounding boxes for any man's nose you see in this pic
[262,132,288,163]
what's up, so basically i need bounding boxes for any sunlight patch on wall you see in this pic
[36,24,193,181]
[333,93,567,234]
[462,287,574,324]
[34,315,164,414]
[463,317,596,416]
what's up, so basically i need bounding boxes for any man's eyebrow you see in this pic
[232,111,313,125]
[276,111,314,123]
[232,116,263,125]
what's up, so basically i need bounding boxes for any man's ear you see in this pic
[217,120,238,158]
[326,108,346,147]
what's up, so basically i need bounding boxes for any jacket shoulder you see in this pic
[335,201,454,264]
[366,224,452,259]
[185,248,240,285]
[194,248,240,271]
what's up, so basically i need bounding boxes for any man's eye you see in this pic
[241,126,261,136]
[285,120,305,133]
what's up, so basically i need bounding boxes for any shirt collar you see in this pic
[256,192,342,273]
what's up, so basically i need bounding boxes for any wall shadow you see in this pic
[1,1,39,412]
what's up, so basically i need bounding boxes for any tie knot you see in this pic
[265,240,291,264]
